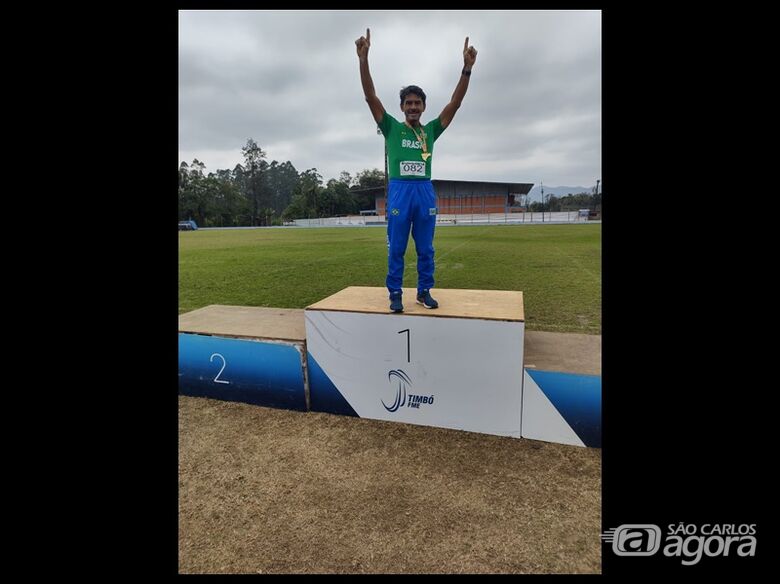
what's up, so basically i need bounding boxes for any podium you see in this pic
[304,287,525,437]
[177,289,601,448]
[178,305,308,410]
[522,332,601,447]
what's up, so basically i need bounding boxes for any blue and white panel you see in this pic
[305,310,524,437]
[522,369,601,447]
[178,333,307,411]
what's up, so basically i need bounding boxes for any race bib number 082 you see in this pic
[400,161,426,177]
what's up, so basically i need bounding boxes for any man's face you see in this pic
[401,94,426,123]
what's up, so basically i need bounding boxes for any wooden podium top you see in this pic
[178,305,306,342]
[305,287,524,322]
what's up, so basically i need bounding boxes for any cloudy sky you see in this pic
[179,10,601,191]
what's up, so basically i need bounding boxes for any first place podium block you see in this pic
[305,287,525,437]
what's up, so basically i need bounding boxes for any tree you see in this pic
[326,177,358,215]
[178,159,210,224]
[211,169,247,226]
[265,160,300,217]
[178,162,190,219]
[241,139,268,225]
[178,144,402,225]
[353,168,386,211]
[283,168,324,220]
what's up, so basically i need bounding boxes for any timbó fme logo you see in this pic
[601,523,757,565]
[382,369,434,413]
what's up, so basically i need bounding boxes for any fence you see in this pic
[290,211,595,227]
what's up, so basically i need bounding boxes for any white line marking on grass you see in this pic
[405,226,492,269]
[548,244,600,285]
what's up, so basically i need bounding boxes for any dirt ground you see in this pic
[178,395,601,574]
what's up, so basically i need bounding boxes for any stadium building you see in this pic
[374,179,533,215]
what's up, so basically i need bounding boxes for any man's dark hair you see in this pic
[400,85,426,106]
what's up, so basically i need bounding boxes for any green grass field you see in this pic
[179,223,601,334]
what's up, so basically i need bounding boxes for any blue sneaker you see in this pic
[389,290,404,313]
[416,289,439,309]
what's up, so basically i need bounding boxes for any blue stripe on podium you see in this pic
[179,333,306,411]
[307,354,359,417]
[525,369,601,447]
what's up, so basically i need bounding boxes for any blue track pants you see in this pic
[385,179,437,293]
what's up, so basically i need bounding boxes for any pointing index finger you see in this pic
[367,28,371,43]
[464,36,469,51]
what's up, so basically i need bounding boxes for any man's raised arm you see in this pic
[439,37,478,129]
[356,28,385,125]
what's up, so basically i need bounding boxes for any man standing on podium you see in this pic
[355,28,478,313]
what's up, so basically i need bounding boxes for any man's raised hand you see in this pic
[463,36,477,68]
[355,28,371,59]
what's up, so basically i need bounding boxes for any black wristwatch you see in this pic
[462,68,471,76]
